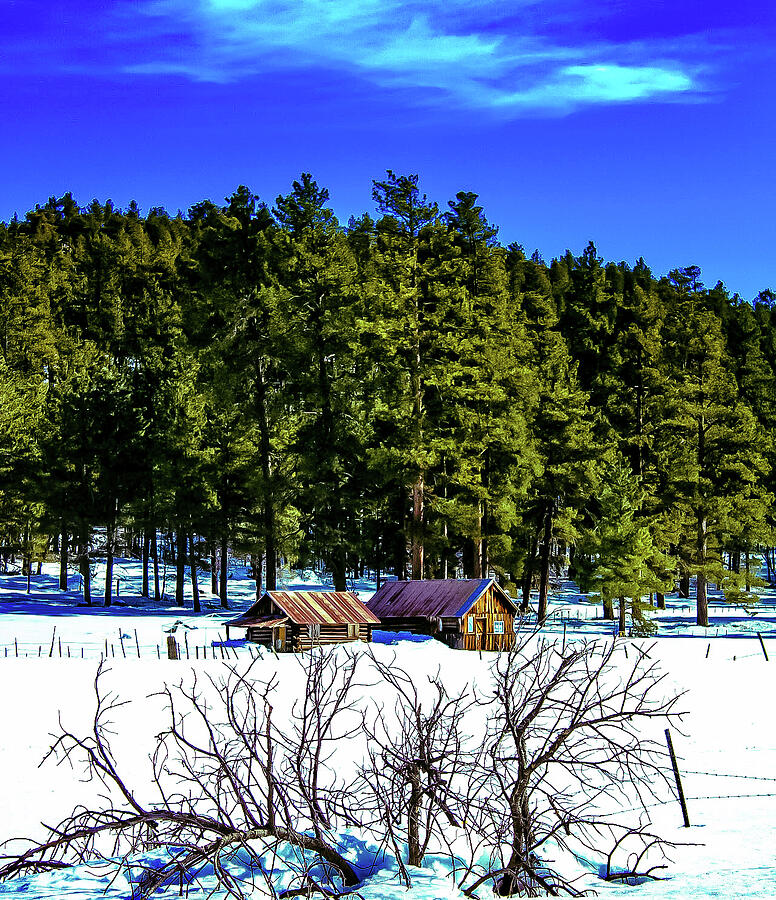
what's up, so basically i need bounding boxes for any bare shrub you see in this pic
[0,656,365,898]
[464,637,685,897]
[355,650,479,882]
[0,640,685,898]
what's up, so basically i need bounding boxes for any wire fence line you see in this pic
[0,637,264,662]
[681,770,776,783]
[683,792,776,801]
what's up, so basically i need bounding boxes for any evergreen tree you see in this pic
[660,270,770,625]
[369,171,439,579]
[273,175,367,590]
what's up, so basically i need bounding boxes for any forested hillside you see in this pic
[1,172,774,627]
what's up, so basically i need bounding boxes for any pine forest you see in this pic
[2,172,775,630]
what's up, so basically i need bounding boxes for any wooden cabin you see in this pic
[368,578,518,651]
[225,590,380,652]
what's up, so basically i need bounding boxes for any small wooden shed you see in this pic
[225,590,380,652]
[368,578,518,651]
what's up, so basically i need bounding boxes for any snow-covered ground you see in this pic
[1,559,775,898]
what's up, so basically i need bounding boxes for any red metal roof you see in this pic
[367,578,517,619]
[228,591,380,627]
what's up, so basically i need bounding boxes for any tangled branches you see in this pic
[0,638,686,898]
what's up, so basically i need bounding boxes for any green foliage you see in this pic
[0,181,772,617]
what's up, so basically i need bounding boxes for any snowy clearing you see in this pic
[1,560,775,898]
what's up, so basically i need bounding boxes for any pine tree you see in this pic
[434,192,538,582]
[660,269,771,625]
[368,171,439,579]
[273,175,367,590]
[520,284,602,620]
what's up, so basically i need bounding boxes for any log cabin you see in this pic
[225,589,380,652]
[368,578,518,651]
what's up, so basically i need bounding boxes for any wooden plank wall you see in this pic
[460,585,516,651]
[246,627,274,646]
[292,623,372,652]
[375,617,437,635]
[246,623,372,651]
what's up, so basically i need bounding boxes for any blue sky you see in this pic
[1,0,774,298]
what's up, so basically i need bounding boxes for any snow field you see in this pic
[2,559,776,896]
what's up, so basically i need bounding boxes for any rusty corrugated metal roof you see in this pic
[367,578,517,619]
[229,590,380,627]
[269,590,381,625]
[227,614,289,629]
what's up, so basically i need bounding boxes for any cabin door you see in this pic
[274,626,286,652]
[475,617,486,650]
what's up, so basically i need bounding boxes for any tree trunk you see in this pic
[251,553,263,603]
[481,451,490,578]
[392,491,407,579]
[59,527,68,591]
[406,772,423,867]
[745,549,751,592]
[141,530,150,597]
[151,530,161,600]
[602,596,614,619]
[104,522,114,607]
[190,535,201,613]
[618,596,626,635]
[472,534,482,579]
[537,504,553,622]
[656,591,666,610]
[80,533,91,606]
[219,535,229,608]
[21,527,29,576]
[678,573,690,599]
[331,546,347,592]
[504,784,533,895]
[255,360,277,592]
[411,474,424,580]
[462,539,475,580]
[696,514,708,627]
[175,531,186,607]
[521,536,537,612]
[375,535,382,590]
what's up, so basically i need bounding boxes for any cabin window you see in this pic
[493,620,505,634]
[467,616,474,633]
[347,623,358,639]
[309,624,321,641]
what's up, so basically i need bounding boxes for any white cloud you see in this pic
[122,0,702,113]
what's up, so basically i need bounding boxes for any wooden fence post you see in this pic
[665,728,690,827]
[757,633,769,662]
[167,635,178,660]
